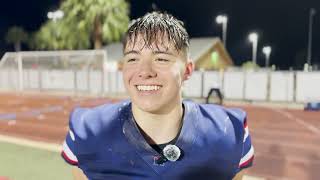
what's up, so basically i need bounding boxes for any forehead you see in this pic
[124,33,182,54]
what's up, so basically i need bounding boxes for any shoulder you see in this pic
[62,100,131,162]
[190,102,254,174]
[197,103,247,127]
[191,102,247,144]
[69,100,130,140]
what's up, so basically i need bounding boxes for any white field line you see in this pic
[269,108,320,136]
[225,101,304,110]
[0,134,61,152]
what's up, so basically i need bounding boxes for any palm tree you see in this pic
[32,0,129,50]
[61,0,129,49]
[33,0,129,50]
[30,20,89,50]
[5,26,28,51]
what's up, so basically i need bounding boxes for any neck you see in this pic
[132,101,184,145]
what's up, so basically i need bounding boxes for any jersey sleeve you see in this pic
[61,108,80,166]
[226,107,254,173]
[238,117,254,170]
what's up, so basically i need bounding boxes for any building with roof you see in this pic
[189,37,233,70]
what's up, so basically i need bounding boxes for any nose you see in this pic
[138,60,157,79]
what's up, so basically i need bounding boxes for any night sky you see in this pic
[1,0,319,69]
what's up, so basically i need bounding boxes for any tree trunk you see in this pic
[93,15,103,49]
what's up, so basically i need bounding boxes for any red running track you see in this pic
[0,93,319,180]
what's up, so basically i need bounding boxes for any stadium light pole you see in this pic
[248,32,259,65]
[47,10,64,22]
[262,46,272,68]
[216,15,228,48]
[306,8,316,68]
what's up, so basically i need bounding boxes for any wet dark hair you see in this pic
[123,11,189,52]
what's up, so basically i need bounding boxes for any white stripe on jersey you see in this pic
[239,145,254,166]
[243,126,249,142]
[62,140,78,162]
[69,130,75,141]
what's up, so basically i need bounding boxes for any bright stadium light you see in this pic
[248,33,258,43]
[262,46,272,67]
[248,32,259,64]
[47,10,64,22]
[215,15,228,47]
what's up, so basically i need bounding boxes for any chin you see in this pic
[132,99,165,114]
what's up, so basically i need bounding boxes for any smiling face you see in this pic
[122,35,193,114]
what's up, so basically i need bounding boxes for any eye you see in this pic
[156,58,169,62]
[127,58,137,62]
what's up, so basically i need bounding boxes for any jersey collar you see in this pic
[121,100,199,174]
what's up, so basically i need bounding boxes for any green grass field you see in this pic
[0,141,72,180]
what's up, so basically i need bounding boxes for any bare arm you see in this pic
[72,167,87,180]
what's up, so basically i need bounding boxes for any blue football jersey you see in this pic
[62,100,254,180]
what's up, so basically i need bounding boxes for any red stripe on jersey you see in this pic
[239,155,254,168]
[61,151,78,165]
[243,119,247,128]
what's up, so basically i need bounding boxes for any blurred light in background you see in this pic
[262,46,272,67]
[47,10,64,22]
[211,51,219,65]
[215,15,228,48]
[248,32,259,65]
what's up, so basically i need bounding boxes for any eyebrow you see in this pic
[153,50,175,56]
[124,50,140,56]
[123,50,176,56]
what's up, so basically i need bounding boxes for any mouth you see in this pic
[135,85,162,92]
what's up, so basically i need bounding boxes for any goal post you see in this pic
[0,50,118,96]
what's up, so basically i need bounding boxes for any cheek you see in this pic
[122,68,135,85]
[158,67,182,90]
[169,64,185,84]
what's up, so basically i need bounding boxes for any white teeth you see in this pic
[137,85,161,91]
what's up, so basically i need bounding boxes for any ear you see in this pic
[183,61,194,81]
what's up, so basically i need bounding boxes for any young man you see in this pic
[62,12,254,180]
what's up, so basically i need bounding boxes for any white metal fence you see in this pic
[0,51,319,102]
[183,70,320,103]
[1,68,319,102]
